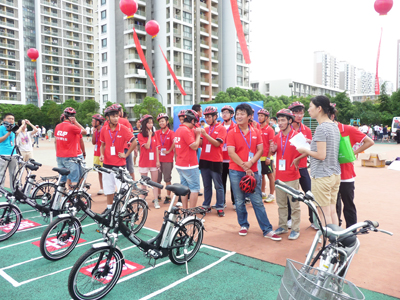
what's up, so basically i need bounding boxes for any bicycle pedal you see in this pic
[96,229,100,233]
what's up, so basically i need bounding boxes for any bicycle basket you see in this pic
[277,259,365,300]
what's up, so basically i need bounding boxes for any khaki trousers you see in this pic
[276,179,301,232]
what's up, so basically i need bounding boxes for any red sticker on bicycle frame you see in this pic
[32,236,86,251]
[0,219,42,233]
[79,259,145,284]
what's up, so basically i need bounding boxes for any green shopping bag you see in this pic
[338,135,356,164]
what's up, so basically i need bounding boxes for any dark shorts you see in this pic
[261,159,274,175]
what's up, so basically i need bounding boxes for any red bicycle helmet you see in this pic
[111,103,122,111]
[185,109,199,123]
[288,101,305,111]
[257,108,270,116]
[221,105,234,114]
[203,106,218,115]
[104,105,119,116]
[92,114,105,123]
[330,103,336,107]
[140,114,153,123]
[157,113,169,121]
[276,109,295,120]
[64,107,76,116]
[178,110,186,117]
[239,175,257,193]
[60,114,65,122]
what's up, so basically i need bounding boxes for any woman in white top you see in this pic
[16,120,39,161]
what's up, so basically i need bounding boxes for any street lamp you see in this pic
[288,82,294,103]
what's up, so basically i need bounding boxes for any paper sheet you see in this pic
[289,132,310,150]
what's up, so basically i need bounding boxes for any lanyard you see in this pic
[108,129,118,146]
[208,124,216,136]
[95,126,102,144]
[160,129,169,147]
[149,135,154,150]
[280,130,291,159]
[239,126,251,150]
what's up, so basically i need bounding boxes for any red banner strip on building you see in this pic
[375,27,383,95]
[133,28,159,94]
[230,0,251,64]
[159,46,186,96]
[34,69,40,106]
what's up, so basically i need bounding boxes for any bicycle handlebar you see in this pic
[275,180,304,201]
[147,180,163,189]
[29,159,42,167]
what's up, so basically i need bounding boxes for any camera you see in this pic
[2,121,19,133]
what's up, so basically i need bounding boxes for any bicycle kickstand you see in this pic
[184,249,189,275]
[148,257,156,268]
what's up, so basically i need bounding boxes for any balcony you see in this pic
[0,64,16,70]
[0,52,15,59]
[0,31,15,38]
[0,0,15,6]
[173,28,181,36]
[44,89,60,93]
[44,69,60,74]
[44,59,60,65]
[126,83,147,90]
[45,79,60,84]
[66,81,81,86]
[65,53,79,58]
[0,42,15,49]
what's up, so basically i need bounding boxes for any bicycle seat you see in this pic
[166,183,190,196]
[326,224,357,247]
[26,164,39,171]
[52,167,70,176]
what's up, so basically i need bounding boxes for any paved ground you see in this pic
[1,137,399,299]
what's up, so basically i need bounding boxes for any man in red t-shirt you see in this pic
[174,109,201,209]
[221,105,236,209]
[55,107,87,188]
[92,114,105,195]
[258,109,276,203]
[199,106,227,217]
[270,109,302,240]
[100,106,136,213]
[227,103,280,241]
[331,109,374,228]
[289,101,314,229]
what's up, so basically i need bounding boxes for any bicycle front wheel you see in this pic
[122,199,148,234]
[61,192,91,222]
[40,216,81,261]
[68,246,124,300]
[168,219,204,265]
[0,203,21,241]
[31,182,56,206]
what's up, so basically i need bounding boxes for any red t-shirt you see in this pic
[155,128,175,163]
[226,125,263,173]
[337,122,367,180]
[118,118,133,132]
[93,126,103,157]
[200,123,227,162]
[222,122,236,162]
[293,123,312,168]
[174,124,198,169]
[137,133,158,168]
[55,121,82,158]
[77,134,83,155]
[100,123,133,166]
[273,130,301,182]
[260,124,275,157]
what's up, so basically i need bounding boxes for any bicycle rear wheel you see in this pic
[68,246,124,300]
[40,216,81,261]
[61,192,91,222]
[31,182,56,206]
[0,203,21,241]
[168,219,203,265]
[122,199,148,234]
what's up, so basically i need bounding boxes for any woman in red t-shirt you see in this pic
[137,115,160,208]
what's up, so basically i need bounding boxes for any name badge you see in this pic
[94,145,97,151]
[149,152,154,160]
[160,148,166,156]
[279,159,286,171]
[222,144,227,151]
[248,152,254,162]
[110,146,116,156]
[205,144,211,153]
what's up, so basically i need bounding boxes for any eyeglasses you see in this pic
[293,111,304,116]
[222,111,232,115]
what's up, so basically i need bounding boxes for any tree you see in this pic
[377,82,392,113]
[132,96,165,127]
[76,99,99,126]
[61,99,80,112]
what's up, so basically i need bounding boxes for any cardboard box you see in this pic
[359,153,386,168]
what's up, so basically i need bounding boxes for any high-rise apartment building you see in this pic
[356,69,374,94]
[397,39,400,91]
[0,0,98,106]
[314,51,339,89]
[339,61,357,94]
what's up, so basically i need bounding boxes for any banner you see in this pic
[173,101,263,131]
[159,45,186,96]
[375,27,383,95]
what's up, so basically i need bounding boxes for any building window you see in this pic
[183,53,192,65]
[102,80,108,89]
[102,52,107,62]
[102,38,107,47]
[101,0,106,4]
[183,39,192,51]
[102,66,108,75]
[183,0,192,10]
[183,12,192,23]
[101,10,106,19]
[183,81,192,92]
[237,65,243,76]
[184,94,192,105]
[183,26,192,38]
[103,94,108,102]
[237,76,243,86]
[101,24,107,34]
[183,67,192,78]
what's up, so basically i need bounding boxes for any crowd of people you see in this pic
[0,95,383,241]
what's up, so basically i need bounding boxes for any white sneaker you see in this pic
[265,194,275,203]
[176,201,182,207]
[311,223,319,230]
[154,199,160,209]
[287,219,292,229]
[97,189,104,195]
[262,192,267,199]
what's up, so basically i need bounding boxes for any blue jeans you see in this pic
[229,170,273,235]
[56,157,80,183]
[201,168,224,210]
[177,167,200,193]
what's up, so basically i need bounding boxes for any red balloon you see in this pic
[374,0,393,16]
[145,20,160,38]
[119,0,138,18]
[27,48,39,62]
